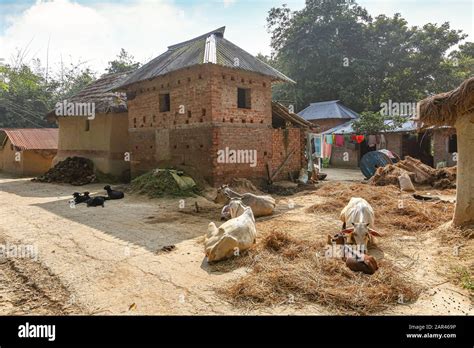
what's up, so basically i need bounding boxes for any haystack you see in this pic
[418,77,474,226]
[130,169,198,197]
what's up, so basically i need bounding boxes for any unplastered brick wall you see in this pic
[126,65,213,130]
[271,128,303,181]
[210,65,273,126]
[212,125,272,186]
[125,63,300,185]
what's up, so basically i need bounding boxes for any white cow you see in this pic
[339,197,381,251]
[205,200,256,262]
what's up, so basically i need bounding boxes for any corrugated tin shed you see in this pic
[298,100,359,121]
[321,118,418,135]
[117,27,295,88]
[0,128,58,150]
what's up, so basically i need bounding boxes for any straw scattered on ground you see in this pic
[217,231,421,315]
[308,182,454,232]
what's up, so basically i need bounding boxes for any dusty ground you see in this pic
[0,172,472,315]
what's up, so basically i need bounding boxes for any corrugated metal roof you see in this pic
[117,27,294,88]
[321,118,418,135]
[298,100,360,121]
[0,128,58,150]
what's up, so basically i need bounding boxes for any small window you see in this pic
[85,119,90,131]
[159,93,171,112]
[237,88,251,109]
[448,134,457,153]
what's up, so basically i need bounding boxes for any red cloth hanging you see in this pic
[355,135,365,144]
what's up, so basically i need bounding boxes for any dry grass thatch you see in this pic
[418,76,474,127]
[218,231,421,315]
[308,182,454,232]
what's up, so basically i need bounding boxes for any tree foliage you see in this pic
[266,0,473,113]
[105,48,141,74]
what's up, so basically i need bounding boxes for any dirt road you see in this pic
[0,174,471,315]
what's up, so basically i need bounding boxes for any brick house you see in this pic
[298,100,359,132]
[116,27,312,185]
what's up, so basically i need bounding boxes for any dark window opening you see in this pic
[237,88,251,109]
[85,119,90,132]
[448,134,457,153]
[159,93,171,112]
[187,110,192,118]
[202,108,206,116]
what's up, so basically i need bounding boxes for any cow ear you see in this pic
[369,228,382,237]
[341,228,354,234]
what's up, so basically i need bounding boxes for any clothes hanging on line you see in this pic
[335,134,345,147]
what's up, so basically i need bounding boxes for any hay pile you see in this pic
[309,182,454,232]
[370,156,456,189]
[218,231,420,315]
[130,169,199,197]
[33,157,96,186]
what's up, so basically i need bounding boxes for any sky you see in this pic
[0,0,472,74]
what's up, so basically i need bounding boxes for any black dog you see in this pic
[86,196,106,208]
[72,192,90,204]
[104,185,124,200]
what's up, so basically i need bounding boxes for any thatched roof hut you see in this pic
[418,76,474,227]
[418,76,474,127]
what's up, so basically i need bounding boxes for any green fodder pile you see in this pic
[130,170,200,197]
[307,182,454,232]
[218,231,420,315]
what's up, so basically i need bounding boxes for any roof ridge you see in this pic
[168,26,225,51]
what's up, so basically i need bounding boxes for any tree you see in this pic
[0,56,96,128]
[106,48,141,74]
[352,111,405,134]
[266,0,471,113]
